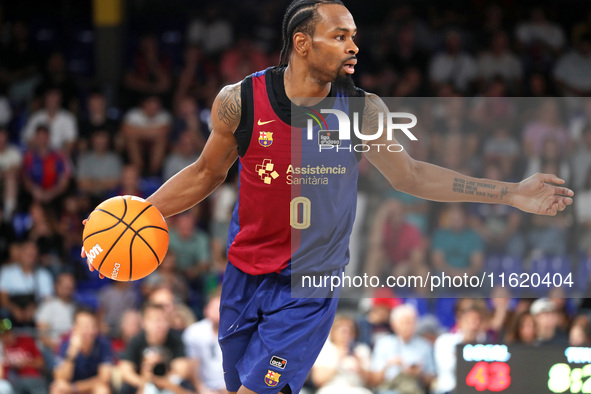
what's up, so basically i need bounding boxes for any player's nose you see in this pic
[347,39,359,55]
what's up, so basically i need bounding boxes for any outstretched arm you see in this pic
[84,82,242,277]
[147,82,241,218]
[362,93,573,216]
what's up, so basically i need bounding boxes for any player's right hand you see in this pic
[81,219,105,279]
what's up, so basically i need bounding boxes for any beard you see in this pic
[333,73,357,97]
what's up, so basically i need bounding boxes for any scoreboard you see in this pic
[456,344,591,393]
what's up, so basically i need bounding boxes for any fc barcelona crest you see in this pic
[259,131,273,147]
[264,370,281,387]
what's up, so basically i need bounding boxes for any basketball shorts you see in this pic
[219,262,341,393]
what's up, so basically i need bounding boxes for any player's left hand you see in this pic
[512,173,574,216]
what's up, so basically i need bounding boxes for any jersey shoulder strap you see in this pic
[234,74,255,157]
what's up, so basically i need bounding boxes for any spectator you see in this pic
[182,289,226,394]
[78,90,120,153]
[515,7,565,72]
[416,315,444,345]
[35,273,76,353]
[186,6,233,56]
[431,96,479,162]
[525,71,554,97]
[170,304,196,333]
[52,307,112,394]
[431,204,484,277]
[516,7,565,52]
[522,98,569,159]
[434,306,483,394]
[0,92,11,128]
[530,298,568,345]
[76,130,123,206]
[527,207,568,257]
[575,167,591,254]
[1,323,47,394]
[477,31,522,93]
[0,354,13,394]
[58,195,86,259]
[469,162,526,258]
[22,125,71,209]
[0,240,53,327]
[524,137,571,184]
[549,289,572,334]
[569,118,591,190]
[370,305,435,394]
[208,177,237,246]
[0,20,40,104]
[25,202,64,272]
[123,35,172,103]
[357,291,399,348]
[146,286,177,321]
[482,126,520,180]
[429,30,477,94]
[163,130,201,182]
[118,303,192,394]
[554,32,591,96]
[116,165,143,198]
[474,4,508,50]
[504,311,536,345]
[392,66,427,97]
[141,252,189,303]
[486,288,514,342]
[98,281,139,338]
[387,23,429,76]
[219,38,270,84]
[147,285,195,332]
[174,46,215,106]
[35,51,78,113]
[112,310,142,361]
[121,95,172,176]
[22,89,77,153]
[0,127,21,220]
[312,315,372,394]
[170,96,206,148]
[0,205,16,265]
[168,209,211,282]
[364,199,427,281]
[569,316,591,346]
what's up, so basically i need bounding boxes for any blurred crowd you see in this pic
[0,0,590,393]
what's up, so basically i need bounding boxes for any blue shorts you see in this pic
[218,262,340,393]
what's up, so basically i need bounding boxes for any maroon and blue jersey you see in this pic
[227,66,363,275]
[23,150,69,189]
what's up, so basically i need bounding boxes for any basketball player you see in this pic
[84,1,573,393]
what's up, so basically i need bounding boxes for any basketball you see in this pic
[82,195,169,281]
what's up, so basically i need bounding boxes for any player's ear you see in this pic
[293,32,309,57]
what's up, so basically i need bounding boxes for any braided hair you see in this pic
[279,0,345,66]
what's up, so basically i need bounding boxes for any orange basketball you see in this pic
[82,195,169,281]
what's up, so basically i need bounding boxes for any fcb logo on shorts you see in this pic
[259,131,273,147]
[264,370,281,387]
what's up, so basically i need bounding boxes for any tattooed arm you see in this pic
[362,93,573,216]
[147,83,241,217]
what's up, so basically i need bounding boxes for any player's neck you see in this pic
[284,65,331,106]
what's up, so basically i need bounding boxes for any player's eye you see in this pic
[336,35,345,41]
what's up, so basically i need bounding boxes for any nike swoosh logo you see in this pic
[258,119,276,126]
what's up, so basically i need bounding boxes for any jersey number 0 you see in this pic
[290,197,311,229]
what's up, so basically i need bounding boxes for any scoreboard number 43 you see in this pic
[466,361,511,391]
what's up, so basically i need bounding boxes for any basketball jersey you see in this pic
[227,66,363,275]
